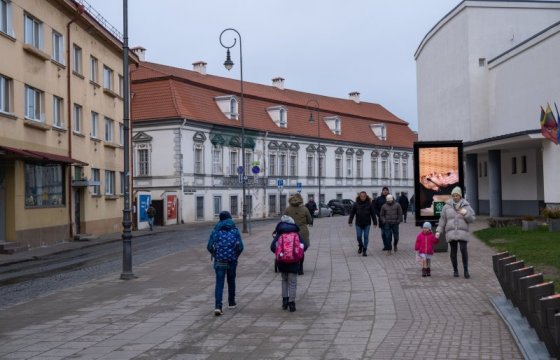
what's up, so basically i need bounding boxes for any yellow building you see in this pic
[0,0,137,249]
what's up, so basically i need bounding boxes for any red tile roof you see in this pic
[131,62,417,148]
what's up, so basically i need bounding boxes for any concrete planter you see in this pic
[522,220,538,231]
[548,218,560,232]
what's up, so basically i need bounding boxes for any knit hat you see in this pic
[281,215,295,224]
[386,194,394,202]
[423,222,432,230]
[451,186,462,197]
[219,210,232,221]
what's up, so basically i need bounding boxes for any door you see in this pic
[74,189,81,234]
[0,168,5,241]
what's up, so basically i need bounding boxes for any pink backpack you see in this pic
[275,232,304,263]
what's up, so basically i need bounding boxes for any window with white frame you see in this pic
[213,196,222,216]
[91,168,100,195]
[356,156,362,178]
[1,74,13,114]
[104,117,113,142]
[371,157,378,178]
[103,65,113,90]
[90,56,98,83]
[229,150,238,175]
[72,44,82,74]
[319,154,325,177]
[24,14,43,49]
[105,170,115,195]
[212,145,222,174]
[279,108,287,127]
[138,148,150,176]
[289,153,297,177]
[269,153,277,176]
[25,163,64,207]
[346,157,352,177]
[335,118,341,134]
[52,96,63,128]
[194,144,203,174]
[402,160,408,179]
[73,103,82,133]
[25,85,43,121]
[335,155,342,178]
[51,30,64,64]
[1,0,14,36]
[229,98,238,119]
[90,111,98,138]
[244,150,252,176]
[381,158,388,178]
[119,123,123,145]
[307,154,314,177]
[394,159,400,178]
[279,153,287,176]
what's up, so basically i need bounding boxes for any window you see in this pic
[91,168,100,195]
[230,195,238,216]
[212,146,222,174]
[402,160,408,179]
[484,161,487,177]
[269,194,277,215]
[521,156,527,174]
[138,149,150,176]
[319,154,325,177]
[229,150,238,175]
[105,170,115,195]
[346,157,352,177]
[1,0,14,36]
[213,196,222,216]
[72,45,82,74]
[244,150,252,176]
[73,103,82,133]
[25,85,43,121]
[90,111,98,138]
[479,162,482,178]
[381,158,388,178]
[394,159,400,178]
[269,153,277,176]
[24,14,43,49]
[194,144,203,174]
[25,163,64,207]
[119,123,124,145]
[90,56,98,83]
[356,157,362,178]
[104,117,113,142]
[307,154,314,177]
[371,157,378,178]
[51,30,63,64]
[289,153,297,177]
[0,74,12,114]
[103,65,113,90]
[279,153,287,176]
[229,98,238,119]
[52,96,63,128]
[511,157,517,174]
[118,75,124,97]
[120,172,125,195]
[334,118,341,134]
[279,108,286,127]
[335,156,342,178]
[196,196,204,220]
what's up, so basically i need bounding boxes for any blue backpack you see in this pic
[214,228,239,262]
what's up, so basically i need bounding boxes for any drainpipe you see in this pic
[66,4,84,239]
[262,131,268,218]
[179,118,186,223]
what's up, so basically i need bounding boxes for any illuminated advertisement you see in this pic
[167,195,177,220]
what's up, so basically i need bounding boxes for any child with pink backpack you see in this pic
[270,215,306,312]
[415,222,439,277]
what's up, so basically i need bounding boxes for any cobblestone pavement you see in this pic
[0,216,524,359]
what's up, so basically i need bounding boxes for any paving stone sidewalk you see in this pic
[0,216,529,359]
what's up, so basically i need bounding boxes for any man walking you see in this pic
[380,194,403,254]
[374,186,389,251]
[146,203,156,231]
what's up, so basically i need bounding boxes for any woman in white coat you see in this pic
[436,186,476,278]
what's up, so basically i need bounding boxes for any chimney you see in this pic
[272,77,285,90]
[349,91,360,103]
[192,61,207,75]
[131,46,146,61]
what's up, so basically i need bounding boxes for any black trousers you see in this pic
[449,240,468,271]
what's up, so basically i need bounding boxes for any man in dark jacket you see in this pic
[348,191,378,256]
[373,186,390,250]
[380,195,403,254]
[305,197,318,218]
[398,193,410,222]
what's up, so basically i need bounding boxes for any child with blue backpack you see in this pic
[207,211,244,316]
[270,215,306,312]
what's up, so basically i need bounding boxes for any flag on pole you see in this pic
[540,104,558,144]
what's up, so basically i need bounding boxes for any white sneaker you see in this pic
[227,304,237,309]
[214,308,223,316]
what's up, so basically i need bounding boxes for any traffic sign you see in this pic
[296,182,302,193]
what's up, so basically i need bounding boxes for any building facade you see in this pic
[415,0,560,216]
[0,0,137,248]
[131,59,417,225]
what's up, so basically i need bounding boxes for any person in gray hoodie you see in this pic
[436,186,476,278]
[380,194,403,254]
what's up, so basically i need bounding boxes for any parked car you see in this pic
[314,203,333,218]
[327,199,355,215]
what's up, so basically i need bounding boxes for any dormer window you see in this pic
[214,95,239,120]
[266,105,288,128]
[324,116,341,135]
[370,123,386,141]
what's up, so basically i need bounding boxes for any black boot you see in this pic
[288,301,296,312]
[422,268,427,277]
[464,268,470,279]
[282,297,289,310]
[427,267,431,277]
[453,268,459,277]
[358,245,363,254]
[362,248,367,257]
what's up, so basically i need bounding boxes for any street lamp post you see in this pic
[220,28,248,233]
[306,99,321,205]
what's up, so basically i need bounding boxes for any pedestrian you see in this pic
[270,215,306,312]
[435,186,476,278]
[415,222,438,277]
[398,193,410,222]
[348,191,378,256]
[379,194,403,254]
[305,197,318,218]
[207,210,244,316]
[146,203,156,231]
[410,194,416,214]
[373,186,390,251]
[284,193,313,275]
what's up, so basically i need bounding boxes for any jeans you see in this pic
[214,261,237,309]
[147,217,154,231]
[355,224,371,250]
[382,223,400,250]
[449,240,468,272]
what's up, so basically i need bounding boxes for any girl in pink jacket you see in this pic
[415,222,438,277]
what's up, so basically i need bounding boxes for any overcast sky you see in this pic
[87,0,460,131]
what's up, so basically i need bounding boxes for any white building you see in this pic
[415,0,560,216]
[130,59,417,225]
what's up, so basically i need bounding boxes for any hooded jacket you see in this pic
[207,218,244,267]
[348,195,378,227]
[436,198,476,242]
[270,221,303,273]
[284,193,313,247]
